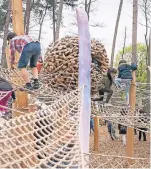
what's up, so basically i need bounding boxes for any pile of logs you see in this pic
[41,36,109,93]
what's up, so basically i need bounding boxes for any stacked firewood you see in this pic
[41,36,109,93]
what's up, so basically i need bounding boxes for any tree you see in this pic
[138,0,151,82]
[24,0,31,35]
[84,0,99,21]
[0,0,9,35]
[115,43,147,82]
[110,0,123,67]
[55,0,78,41]
[1,0,11,68]
[32,0,52,41]
[32,0,77,42]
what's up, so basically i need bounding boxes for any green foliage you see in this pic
[115,43,148,82]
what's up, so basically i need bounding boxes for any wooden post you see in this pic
[12,0,24,64]
[126,73,135,164]
[126,0,138,164]
[11,0,28,111]
[93,116,99,151]
[11,0,24,34]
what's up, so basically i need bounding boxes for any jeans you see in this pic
[90,126,94,134]
[93,88,113,103]
[138,128,147,141]
[115,78,131,104]
[99,88,113,103]
[18,42,41,68]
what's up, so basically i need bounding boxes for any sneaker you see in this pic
[33,79,39,90]
[24,83,33,91]
[104,103,113,107]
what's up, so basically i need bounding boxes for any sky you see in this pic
[0,0,148,61]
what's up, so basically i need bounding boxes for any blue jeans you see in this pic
[115,78,131,104]
[18,42,41,68]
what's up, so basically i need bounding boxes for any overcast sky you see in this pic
[0,0,147,61]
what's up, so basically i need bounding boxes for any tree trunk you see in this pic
[147,30,151,82]
[52,0,56,43]
[55,0,64,41]
[121,27,127,59]
[85,0,88,12]
[131,0,138,64]
[24,0,31,35]
[87,0,92,21]
[38,7,47,41]
[110,0,123,67]
[84,0,91,21]
[143,0,150,82]
[1,0,11,68]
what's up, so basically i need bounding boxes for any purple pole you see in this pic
[76,8,91,154]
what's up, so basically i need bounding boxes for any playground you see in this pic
[0,0,150,168]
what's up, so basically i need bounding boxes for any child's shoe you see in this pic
[24,83,33,91]
[104,103,113,107]
[33,79,39,90]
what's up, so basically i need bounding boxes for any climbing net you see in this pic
[90,82,150,168]
[0,88,83,168]
[0,67,150,168]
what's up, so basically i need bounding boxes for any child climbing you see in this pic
[7,32,41,90]
[0,78,16,119]
[90,117,94,134]
[115,59,137,105]
[107,121,114,140]
[118,123,127,145]
[92,68,117,105]
[107,121,118,140]
[138,109,148,141]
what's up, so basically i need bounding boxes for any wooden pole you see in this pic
[11,1,37,167]
[126,0,138,164]
[12,0,24,34]
[12,0,24,64]
[11,0,28,110]
[93,116,99,151]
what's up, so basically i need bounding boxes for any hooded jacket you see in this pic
[118,63,137,79]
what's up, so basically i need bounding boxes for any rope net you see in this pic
[0,67,150,168]
[0,88,83,168]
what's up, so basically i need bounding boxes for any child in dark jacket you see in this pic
[90,117,94,134]
[92,68,117,105]
[115,59,137,105]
